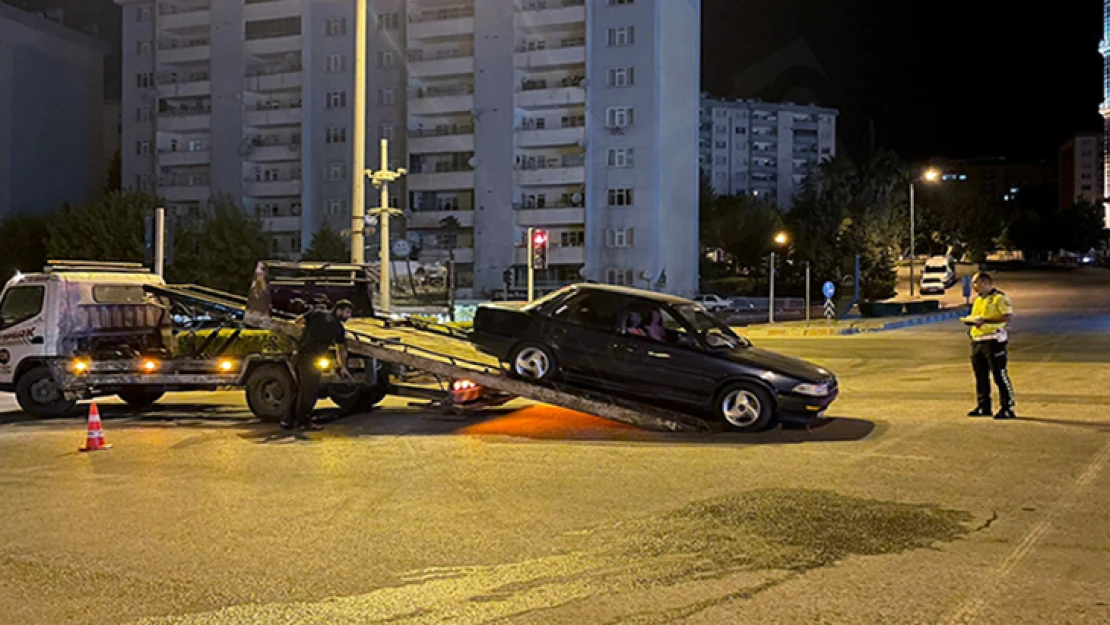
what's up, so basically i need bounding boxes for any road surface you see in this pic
[2,267,1109,624]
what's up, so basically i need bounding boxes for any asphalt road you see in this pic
[2,268,1110,624]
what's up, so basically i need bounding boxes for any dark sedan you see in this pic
[470,284,838,432]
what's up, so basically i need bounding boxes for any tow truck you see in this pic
[0,260,712,433]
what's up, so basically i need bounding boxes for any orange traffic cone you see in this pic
[78,403,111,452]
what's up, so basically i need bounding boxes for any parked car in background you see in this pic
[920,256,957,295]
[693,294,731,312]
[470,284,839,432]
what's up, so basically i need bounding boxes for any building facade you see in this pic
[928,157,1055,208]
[698,96,837,209]
[1099,0,1110,227]
[118,0,700,298]
[0,2,107,219]
[1059,134,1102,212]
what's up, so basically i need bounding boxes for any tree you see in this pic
[302,223,349,262]
[0,213,51,279]
[46,191,157,262]
[168,197,272,294]
[104,149,122,193]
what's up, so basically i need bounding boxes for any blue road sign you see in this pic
[822,281,836,299]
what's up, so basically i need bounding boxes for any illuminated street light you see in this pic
[910,168,944,297]
[774,232,789,246]
[924,168,941,183]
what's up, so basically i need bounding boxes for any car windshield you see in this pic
[673,303,748,348]
[522,285,575,312]
[924,266,947,273]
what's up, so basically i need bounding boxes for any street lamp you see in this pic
[909,168,941,298]
[769,231,789,323]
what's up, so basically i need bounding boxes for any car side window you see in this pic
[0,286,45,330]
[552,292,623,332]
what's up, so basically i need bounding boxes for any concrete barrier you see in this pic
[737,306,970,338]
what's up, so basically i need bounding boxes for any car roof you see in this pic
[566,283,694,306]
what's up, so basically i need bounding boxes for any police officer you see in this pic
[966,273,1016,420]
[282,299,354,431]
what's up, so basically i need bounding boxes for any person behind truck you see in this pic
[964,273,1016,420]
[282,299,354,431]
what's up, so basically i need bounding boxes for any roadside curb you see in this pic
[736,307,970,338]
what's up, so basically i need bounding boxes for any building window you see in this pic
[561,230,585,247]
[607,188,634,207]
[326,91,347,109]
[136,40,151,55]
[378,87,397,105]
[325,18,347,37]
[377,50,396,68]
[136,72,153,88]
[137,6,151,22]
[608,0,635,4]
[377,12,399,30]
[607,148,635,168]
[606,228,635,248]
[606,268,634,286]
[326,54,345,73]
[606,107,634,129]
[735,126,746,135]
[136,140,151,156]
[380,124,395,141]
[327,199,346,216]
[325,127,347,144]
[607,26,635,47]
[135,174,150,190]
[326,163,348,181]
[136,107,153,122]
[607,66,635,88]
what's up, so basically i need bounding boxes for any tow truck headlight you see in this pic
[72,359,90,375]
[316,357,331,370]
[792,382,830,397]
[140,358,160,373]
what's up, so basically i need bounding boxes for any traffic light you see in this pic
[503,268,513,287]
[530,230,548,270]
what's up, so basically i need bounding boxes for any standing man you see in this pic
[965,273,1016,420]
[282,299,354,431]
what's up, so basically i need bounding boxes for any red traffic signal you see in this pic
[533,232,547,245]
[530,229,549,270]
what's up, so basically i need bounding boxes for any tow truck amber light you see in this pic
[316,357,331,370]
[452,379,478,391]
[140,359,159,373]
[72,359,90,374]
[218,359,235,373]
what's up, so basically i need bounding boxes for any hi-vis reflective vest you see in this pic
[970,289,1013,342]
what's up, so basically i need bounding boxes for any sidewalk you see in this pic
[736,306,970,338]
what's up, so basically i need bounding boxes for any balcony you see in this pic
[243,0,300,21]
[407,210,475,229]
[515,1,585,30]
[244,179,302,197]
[242,70,302,93]
[516,126,584,148]
[408,7,474,40]
[515,86,584,109]
[158,149,210,167]
[514,245,584,265]
[409,126,474,153]
[244,34,302,57]
[409,88,474,116]
[516,166,585,186]
[245,143,301,162]
[407,170,475,191]
[408,49,475,78]
[157,76,210,99]
[244,106,302,127]
[158,1,210,30]
[261,216,301,233]
[514,207,584,227]
[157,113,211,133]
[157,38,211,65]
[514,44,585,70]
[160,178,210,202]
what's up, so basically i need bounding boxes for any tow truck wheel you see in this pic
[717,382,774,433]
[117,387,165,410]
[246,364,295,423]
[509,342,557,383]
[15,366,77,419]
[329,384,388,415]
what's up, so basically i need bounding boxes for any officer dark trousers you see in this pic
[287,352,322,428]
[971,340,1014,411]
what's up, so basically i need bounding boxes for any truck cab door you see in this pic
[0,282,49,385]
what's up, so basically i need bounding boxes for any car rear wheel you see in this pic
[508,342,557,383]
[717,382,774,432]
[16,366,77,419]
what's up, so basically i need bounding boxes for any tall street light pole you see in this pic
[769,231,789,324]
[909,168,941,298]
[350,0,368,264]
[368,139,406,313]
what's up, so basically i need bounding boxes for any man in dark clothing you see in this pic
[282,300,354,431]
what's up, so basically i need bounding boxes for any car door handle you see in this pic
[647,351,671,359]
[611,343,636,353]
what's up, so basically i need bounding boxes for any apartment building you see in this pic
[699,96,837,209]
[0,2,107,218]
[118,0,699,298]
[1059,134,1104,220]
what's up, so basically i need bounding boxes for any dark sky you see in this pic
[702,0,1106,162]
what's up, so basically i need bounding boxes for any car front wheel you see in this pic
[508,342,557,383]
[717,382,774,432]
